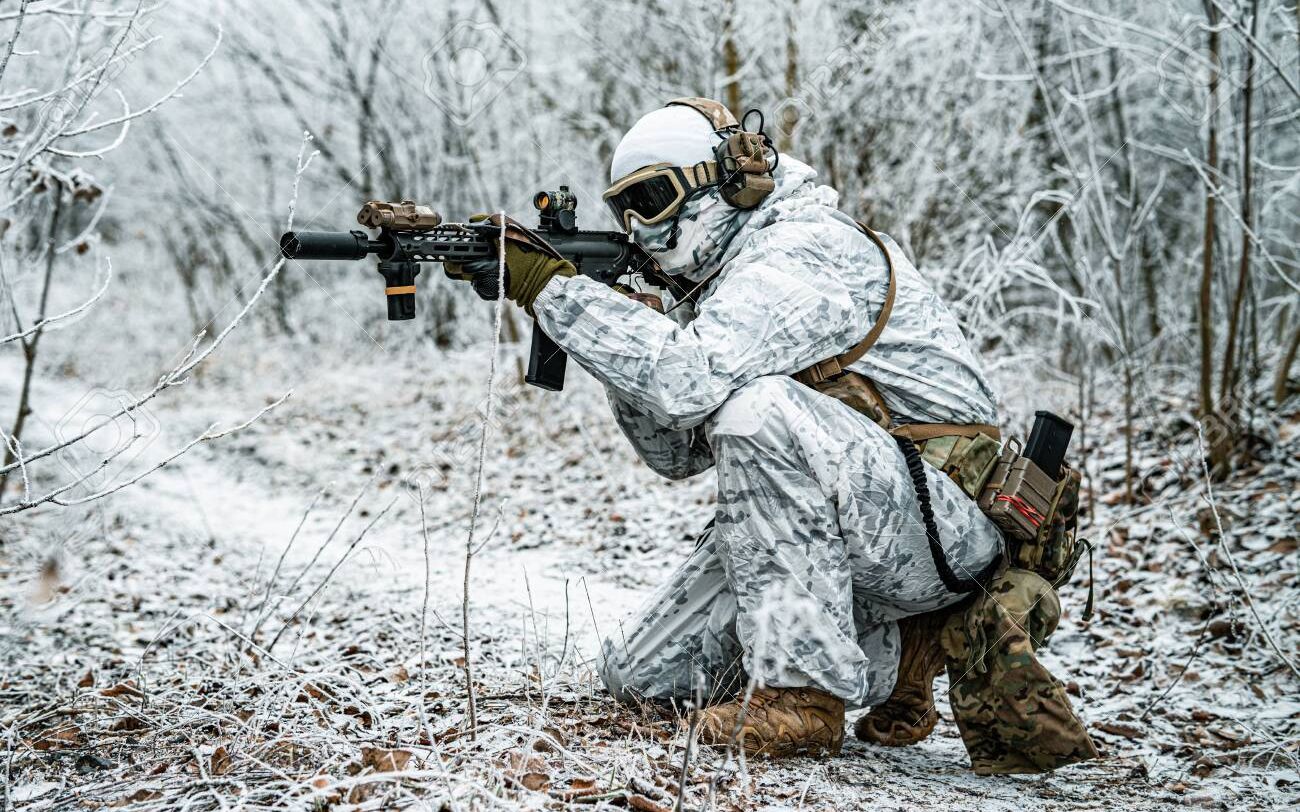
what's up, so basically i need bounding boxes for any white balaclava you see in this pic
[609,106,751,283]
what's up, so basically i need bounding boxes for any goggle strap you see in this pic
[688,161,719,188]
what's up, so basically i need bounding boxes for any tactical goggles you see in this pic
[602,162,720,232]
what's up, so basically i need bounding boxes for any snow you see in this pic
[3,0,1298,808]
[3,343,1296,810]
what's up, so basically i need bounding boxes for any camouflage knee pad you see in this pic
[939,568,1099,775]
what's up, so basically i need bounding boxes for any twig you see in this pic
[418,484,433,693]
[1139,614,1212,722]
[278,475,373,599]
[0,0,30,87]
[674,705,698,812]
[416,704,463,812]
[0,189,64,503]
[559,578,571,677]
[2,700,17,812]
[248,483,330,643]
[458,213,509,738]
[205,614,297,674]
[0,136,319,489]
[522,568,548,707]
[268,497,398,653]
[0,258,112,346]
[0,393,291,515]
[57,30,224,140]
[1195,423,1300,679]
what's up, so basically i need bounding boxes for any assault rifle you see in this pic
[278,187,660,391]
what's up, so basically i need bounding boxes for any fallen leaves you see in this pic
[2,389,1293,812]
[360,747,412,773]
[29,724,84,751]
[495,753,646,805]
[520,771,550,792]
[628,794,673,812]
[1206,617,1241,640]
[532,724,567,752]
[551,776,604,802]
[1093,721,1144,740]
[384,664,410,684]
[1183,724,1252,751]
[111,789,162,807]
[210,744,233,776]
[339,747,415,804]
[341,704,374,727]
[297,681,335,702]
[503,750,550,792]
[100,681,143,699]
[108,716,148,733]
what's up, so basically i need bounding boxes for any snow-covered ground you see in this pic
[2,339,1297,810]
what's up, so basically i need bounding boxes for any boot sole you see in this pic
[701,727,845,759]
[855,710,938,748]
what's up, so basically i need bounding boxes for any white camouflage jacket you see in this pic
[532,156,997,480]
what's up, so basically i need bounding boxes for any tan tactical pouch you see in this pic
[978,443,1089,590]
[943,442,1097,775]
[916,431,1002,499]
[811,370,892,429]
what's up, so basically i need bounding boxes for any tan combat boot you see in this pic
[855,608,950,747]
[696,686,845,758]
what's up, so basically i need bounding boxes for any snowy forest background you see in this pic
[2,1,1298,810]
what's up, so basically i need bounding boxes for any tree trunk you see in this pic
[721,0,741,114]
[1274,319,1300,404]
[1197,6,1220,427]
[778,0,799,153]
[1,192,63,501]
[1219,0,1259,405]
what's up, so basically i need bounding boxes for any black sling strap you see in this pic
[894,435,1001,594]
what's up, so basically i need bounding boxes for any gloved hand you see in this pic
[443,255,508,302]
[444,214,575,315]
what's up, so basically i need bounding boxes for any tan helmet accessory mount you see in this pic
[666,96,777,210]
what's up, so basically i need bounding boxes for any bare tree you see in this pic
[0,5,299,512]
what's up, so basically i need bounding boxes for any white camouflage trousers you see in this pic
[598,376,1003,709]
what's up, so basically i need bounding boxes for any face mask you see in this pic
[629,191,747,283]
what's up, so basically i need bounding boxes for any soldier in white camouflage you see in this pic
[538,100,1010,756]
[448,99,1009,758]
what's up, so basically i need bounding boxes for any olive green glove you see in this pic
[444,214,575,315]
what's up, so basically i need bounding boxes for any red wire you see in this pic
[995,494,1045,528]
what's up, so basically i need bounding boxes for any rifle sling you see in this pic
[792,223,896,387]
[788,223,1001,593]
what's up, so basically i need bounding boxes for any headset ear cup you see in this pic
[713,132,776,210]
[727,174,777,209]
